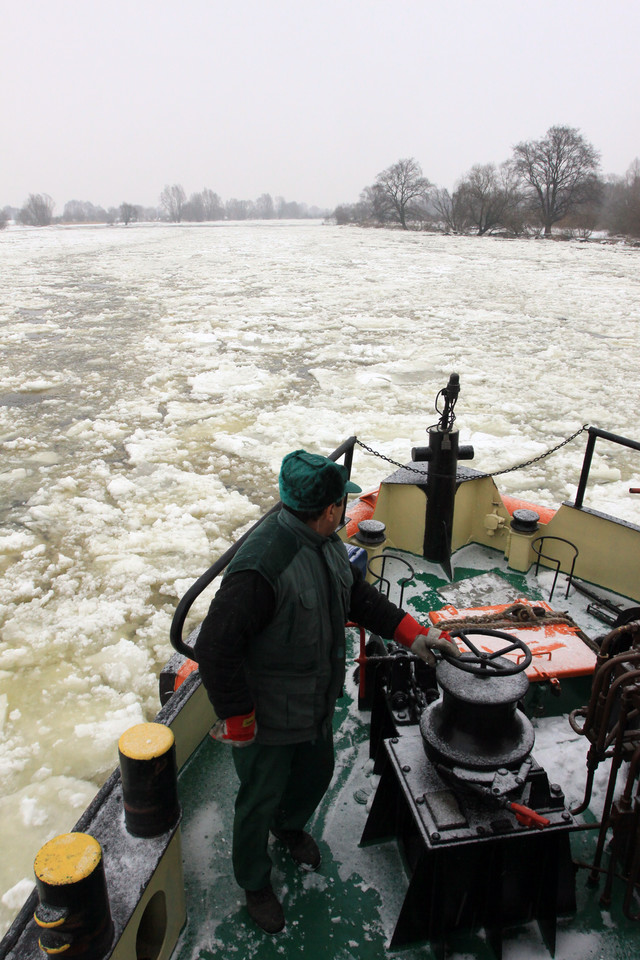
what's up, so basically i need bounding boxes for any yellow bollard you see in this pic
[33,833,113,958]
[118,723,180,837]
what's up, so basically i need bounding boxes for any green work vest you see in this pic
[224,508,353,745]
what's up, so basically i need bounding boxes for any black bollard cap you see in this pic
[510,509,540,533]
[355,520,387,545]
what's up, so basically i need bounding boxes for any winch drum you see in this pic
[420,629,535,771]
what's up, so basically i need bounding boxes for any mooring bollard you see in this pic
[33,832,114,958]
[118,722,180,837]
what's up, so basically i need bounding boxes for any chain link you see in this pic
[355,425,589,482]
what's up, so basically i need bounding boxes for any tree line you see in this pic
[3,126,639,238]
[334,126,640,240]
[156,186,327,224]
[0,187,328,229]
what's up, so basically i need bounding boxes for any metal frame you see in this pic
[574,427,640,510]
[532,535,579,603]
[361,733,578,959]
[367,553,415,608]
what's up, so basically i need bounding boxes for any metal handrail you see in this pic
[574,427,640,510]
[169,436,358,659]
[368,554,415,609]
[532,535,578,603]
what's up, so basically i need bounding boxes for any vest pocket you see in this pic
[253,673,317,731]
[286,588,319,649]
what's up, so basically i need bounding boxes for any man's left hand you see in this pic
[409,629,460,666]
[394,614,460,667]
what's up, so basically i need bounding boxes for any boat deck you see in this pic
[173,544,640,960]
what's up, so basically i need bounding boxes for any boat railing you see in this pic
[574,427,640,510]
[169,436,358,660]
[169,426,640,659]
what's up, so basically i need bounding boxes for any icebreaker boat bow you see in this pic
[2,375,640,960]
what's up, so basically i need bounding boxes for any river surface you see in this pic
[1,221,639,932]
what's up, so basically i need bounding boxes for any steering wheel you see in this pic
[442,627,532,676]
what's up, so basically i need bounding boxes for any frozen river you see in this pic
[1,221,639,932]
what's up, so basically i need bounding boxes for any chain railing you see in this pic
[170,424,598,659]
[355,424,590,483]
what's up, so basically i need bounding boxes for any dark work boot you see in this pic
[245,885,285,934]
[272,829,321,871]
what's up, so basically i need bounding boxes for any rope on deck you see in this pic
[438,602,597,650]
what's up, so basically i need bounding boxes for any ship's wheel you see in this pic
[442,627,532,676]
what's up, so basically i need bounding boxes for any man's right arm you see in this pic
[193,569,275,720]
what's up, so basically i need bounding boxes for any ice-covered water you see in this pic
[1,221,639,933]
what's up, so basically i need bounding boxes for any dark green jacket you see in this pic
[194,508,406,745]
[224,509,353,744]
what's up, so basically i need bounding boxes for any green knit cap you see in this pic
[279,450,361,512]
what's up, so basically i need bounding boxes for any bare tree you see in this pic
[333,191,379,225]
[0,209,7,230]
[226,198,254,220]
[373,158,431,229]
[185,188,224,221]
[511,126,601,237]
[358,184,390,223]
[62,200,109,223]
[18,193,55,226]
[275,197,308,218]
[63,200,88,222]
[184,192,205,221]
[453,164,512,235]
[160,184,186,222]
[430,187,471,234]
[119,203,138,226]
[201,188,223,220]
[255,193,275,219]
[333,204,357,225]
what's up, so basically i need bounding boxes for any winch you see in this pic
[361,629,579,959]
[420,627,535,772]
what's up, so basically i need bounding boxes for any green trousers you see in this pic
[231,730,334,890]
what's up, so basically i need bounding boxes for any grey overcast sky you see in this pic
[2,0,639,212]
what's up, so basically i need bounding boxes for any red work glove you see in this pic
[209,709,256,747]
[394,614,460,667]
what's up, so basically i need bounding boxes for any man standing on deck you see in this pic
[194,449,458,934]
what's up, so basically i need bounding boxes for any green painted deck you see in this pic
[173,545,640,959]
